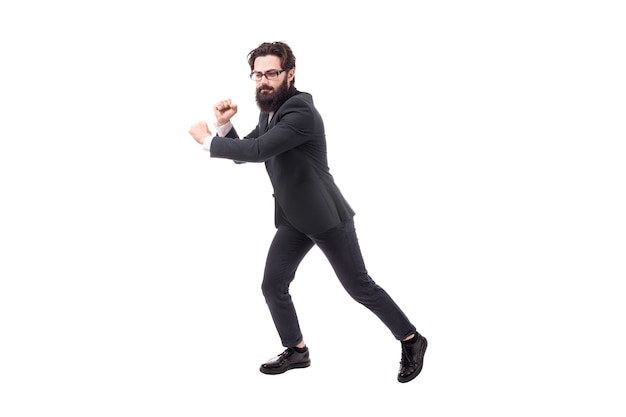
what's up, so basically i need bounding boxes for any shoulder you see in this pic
[282,90,315,110]
[293,89,313,102]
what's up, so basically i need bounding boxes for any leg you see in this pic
[309,218,417,340]
[310,218,427,382]
[261,223,314,347]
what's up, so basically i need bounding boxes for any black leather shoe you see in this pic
[259,347,311,375]
[398,333,428,383]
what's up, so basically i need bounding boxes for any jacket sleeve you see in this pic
[209,96,315,163]
[234,125,259,164]
[216,124,259,164]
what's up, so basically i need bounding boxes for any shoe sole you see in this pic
[398,337,428,383]
[259,360,311,375]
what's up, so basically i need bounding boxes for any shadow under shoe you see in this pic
[260,347,311,375]
[398,333,428,383]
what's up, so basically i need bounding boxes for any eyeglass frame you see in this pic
[250,69,286,81]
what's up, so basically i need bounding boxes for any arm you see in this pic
[209,96,316,163]
[209,121,251,165]
[205,115,261,165]
[188,98,240,145]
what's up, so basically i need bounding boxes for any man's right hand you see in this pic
[214,99,238,126]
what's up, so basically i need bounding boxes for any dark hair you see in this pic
[248,41,296,85]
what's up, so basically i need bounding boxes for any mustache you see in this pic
[257,86,274,93]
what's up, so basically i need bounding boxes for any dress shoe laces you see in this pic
[277,349,291,362]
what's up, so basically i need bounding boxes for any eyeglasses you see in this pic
[250,69,285,81]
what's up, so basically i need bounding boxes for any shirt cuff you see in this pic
[202,136,212,151]
[214,121,233,137]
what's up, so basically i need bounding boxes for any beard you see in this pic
[255,76,291,113]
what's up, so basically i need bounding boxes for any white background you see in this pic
[1,1,625,415]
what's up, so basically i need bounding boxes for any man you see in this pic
[188,41,427,383]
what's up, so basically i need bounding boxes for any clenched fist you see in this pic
[189,121,212,145]
[214,99,238,126]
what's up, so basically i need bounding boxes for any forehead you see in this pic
[253,55,281,71]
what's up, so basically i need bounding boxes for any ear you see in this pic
[288,68,295,83]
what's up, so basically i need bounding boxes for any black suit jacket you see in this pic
[209,86,355,234]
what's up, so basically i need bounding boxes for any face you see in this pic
[254,55,295,113]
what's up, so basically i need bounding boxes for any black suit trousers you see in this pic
[261,218,417,347]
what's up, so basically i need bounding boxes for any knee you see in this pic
[344,277,379,301]
[261,276,282,299]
